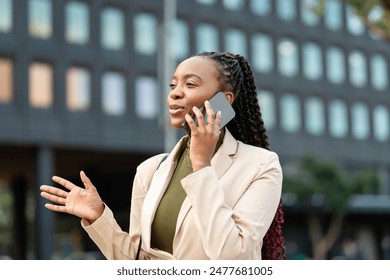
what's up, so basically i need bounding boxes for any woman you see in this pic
[40,51,285,260]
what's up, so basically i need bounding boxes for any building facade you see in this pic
[0,0,389,259]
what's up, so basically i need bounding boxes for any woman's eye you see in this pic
[169,83,176,89]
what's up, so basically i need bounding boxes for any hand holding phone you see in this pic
[182,92,236,134]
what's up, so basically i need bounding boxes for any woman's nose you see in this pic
[169,87,184,100]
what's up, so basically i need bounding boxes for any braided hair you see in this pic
[197,51,286,260]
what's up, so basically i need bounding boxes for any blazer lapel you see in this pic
[211,129,237,178]
[140,137,187,250]
[174,129,238,236]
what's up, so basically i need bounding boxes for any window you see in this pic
[329,99,348,138]
[346,5,365,36]
[257,90,276,129]
[349,51,367,87]
[28,0,52,39]
[29,62,53,109]
[250,0,271,16]
[0,58,12,103]
[324,0,342,31]
[223,0,244,11]
[303,42,323,80]
[252,33,273,73]
[0,0,12,33]
[370,54,388,91]
[66,67,91,111]
[278,38,298,77]
[65,1,89,45]
[134,13,157,55]
[326,46,346,84]
[101,71,126,116]
[196,0,216,5]
[280,93,301,133]
[101,7,125,50]
[276,0,296,22]
[135,76,158,119]
[305,97,325,135]
[224,28,247,57]
[351,102,370,140]
[373,105,389,142]
[170,19,189,60]
[196,23,219,53]
[301,0,320,26]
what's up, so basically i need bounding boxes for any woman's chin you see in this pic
[170,119,185,129]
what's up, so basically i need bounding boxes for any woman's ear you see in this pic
[224,92,235,104]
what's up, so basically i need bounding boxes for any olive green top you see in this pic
[151,130,225,254]
[150,142,192,254]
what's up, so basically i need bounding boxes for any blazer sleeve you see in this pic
[80,155,165,260]
[181,150,282,260]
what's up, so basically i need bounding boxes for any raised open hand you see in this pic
[40,171,105,223]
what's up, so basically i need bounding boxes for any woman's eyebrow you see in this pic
[171,73,203,80]
[183,73,203,80]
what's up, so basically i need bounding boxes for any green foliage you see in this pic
[0,187,12,252]
[347,0,390,38]
[0,188,12,227]
[313,0,390,40]
[283,155,380,216]
[312,0,326,15]
[346,0,378,16]
[352,169,380,194]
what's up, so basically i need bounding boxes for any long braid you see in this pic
[197,51,286,260]
[234,54,270,148]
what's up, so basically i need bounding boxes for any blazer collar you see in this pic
[211,129,238,178]
[141,129,238,256]
[159,128,238,178]
[174,129,237,235]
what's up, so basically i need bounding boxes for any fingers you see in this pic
[184,101,222,135]
[214,111,222,128]
[40,185,68,200]
[185,107,205,137]
[204,100,215,125]
[80,170,95,190]
[40,184,68,212]
[44,203,67,213]
[52,176,76,191]
[192,103,215,129]
[40,187,67,205]
[184,113,197,131]
[192,106,205,127]
[204,100,221,132]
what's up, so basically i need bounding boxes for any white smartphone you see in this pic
[182,91,236,134]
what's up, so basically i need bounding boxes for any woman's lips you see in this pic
[169,105,185,115]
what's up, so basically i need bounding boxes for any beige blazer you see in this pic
[82,129,283,260]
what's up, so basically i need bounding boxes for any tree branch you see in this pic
[306,210,323,249]
[323,214,344,252]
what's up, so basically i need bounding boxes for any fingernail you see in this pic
[205,100,210,105]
